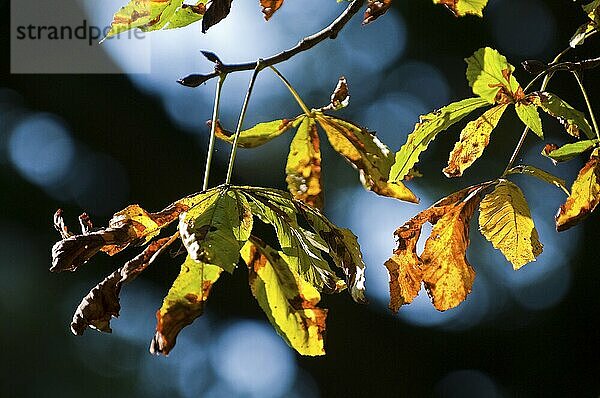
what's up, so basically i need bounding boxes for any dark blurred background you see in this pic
[2,0,600,396]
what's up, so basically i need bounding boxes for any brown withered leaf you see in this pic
[384,216,425,312]
[363,0,393,25]
[71,235,177,335]
[319,76,350,112]
[556,149,600,231]
[103,202,189,255]
[202,0,233,33]
[51,224,133,273]
[53,209,74,239]
[260,0,284,20]
[51,202,189,273]
[385,182,494,312]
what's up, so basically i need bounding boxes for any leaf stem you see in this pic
[502,49,572,176]
[225,60,264,185]
[269,65,312,116]
[203,74,227,191]
[572,71,600,141]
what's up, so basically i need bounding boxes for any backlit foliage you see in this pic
[51,0,600,356]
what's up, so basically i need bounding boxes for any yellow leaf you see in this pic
[479,180,543,269]
[385,183,492,312]
[286,117,323,208]
[213,117,302,148]
[433,0,488,17]
[389,97,489,182]
[444,104,508,177]
[241,238,327,356]
[316,113,418,203]
[150,256,223,355]
[421,192,481,311]
[556,149,600,231]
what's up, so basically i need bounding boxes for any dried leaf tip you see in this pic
[362,0,393,25]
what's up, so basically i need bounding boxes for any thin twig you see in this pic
[502,49,573,175]
[179,0,366,87]
[225,60,264,185]
[572,71,600,141]
[522,56,600,93]
[203,74,227,191]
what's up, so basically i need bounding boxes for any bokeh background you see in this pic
[2,0,600,396]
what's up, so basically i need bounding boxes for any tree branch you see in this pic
[178,0,366,87]
[522,56,600,93]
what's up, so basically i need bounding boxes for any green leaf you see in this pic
[465,47,523,104]
[479,180,543,269]
[315,113,418,203]
[443,104,509,177]
[318,76,350,112]
[433,0,488,17]
[506,165,569,195]
[294,201,367,303]
[529,92,594,139]
[104,0,208,40]
[286,117,323,208]
[150,256,222,355]
[241,187,346,294]
[241,237,327,356]
[389,97,489,182]
[179,188,253,273]
[515,103,543,138]
[164,2,207,29]
[542,140,598,162]
[214,117,303,148]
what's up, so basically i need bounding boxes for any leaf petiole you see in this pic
[225,60,264,185]
[203,73,227,191]
[269,65,312,117]
[503,48,571,176]
[572,71,600,142]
